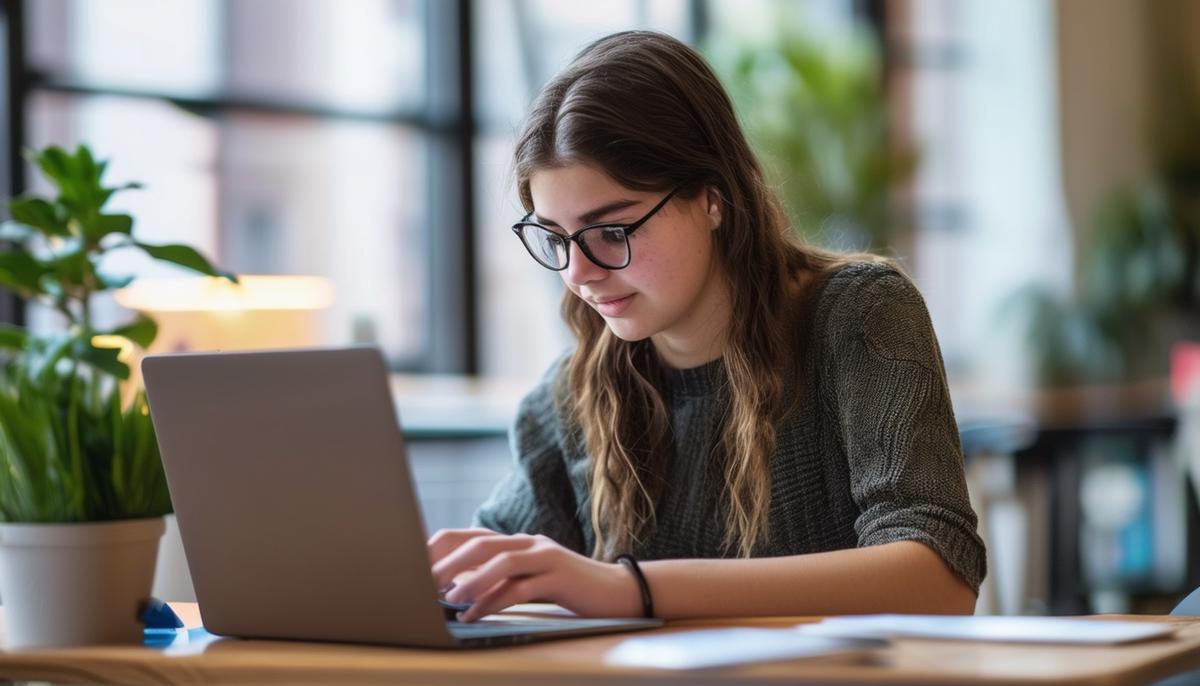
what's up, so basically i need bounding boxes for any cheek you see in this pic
[630,236,710,298]
[621,254,669,301]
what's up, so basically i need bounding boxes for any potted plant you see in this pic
[0,144,235,648]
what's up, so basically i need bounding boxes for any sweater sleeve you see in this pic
[471,358,586,553]
[823,264,987,594]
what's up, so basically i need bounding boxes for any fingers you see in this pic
[458,577,540,623]
[444,547,549,605]
[426,527,495,565]
[431,533,541,590]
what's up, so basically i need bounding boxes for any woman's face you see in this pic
[528,163,728,367]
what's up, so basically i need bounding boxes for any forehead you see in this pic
[528,163,633,213]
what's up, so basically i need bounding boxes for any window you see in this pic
[10,1,914,384]
[6,0,702,380]
[887,0,1074,390]
[15,0,436,368]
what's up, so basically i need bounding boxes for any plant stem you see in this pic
[65,359,86,520]
[80,292,91,332]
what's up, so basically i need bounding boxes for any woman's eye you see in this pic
[599,227,626,243]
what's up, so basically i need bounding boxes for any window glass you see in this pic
[27,0,425,112]
[27,0,221,97]
[218,113,428,361]
[226,0,424,113]
[23,1,430,366]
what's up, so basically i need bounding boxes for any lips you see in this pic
[588,293,636,317]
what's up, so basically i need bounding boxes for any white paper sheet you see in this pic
[797,615,1176,645]
[605,628,884,670]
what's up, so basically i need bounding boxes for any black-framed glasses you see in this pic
[511,186,683,271]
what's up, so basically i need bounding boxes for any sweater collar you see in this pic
[659,357,725,399]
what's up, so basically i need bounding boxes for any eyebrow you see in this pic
[534,199,642,228]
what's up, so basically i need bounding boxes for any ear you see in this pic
[704,186,723,230]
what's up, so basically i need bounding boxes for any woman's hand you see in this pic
[427,528,642,622]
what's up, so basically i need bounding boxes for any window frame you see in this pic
[0,0,714,375]
[0,0,477,373]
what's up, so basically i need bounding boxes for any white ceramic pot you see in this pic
[0,516,166,649]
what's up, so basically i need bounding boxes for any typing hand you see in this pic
[426,528,642,623]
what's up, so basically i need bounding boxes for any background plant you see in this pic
[1003,182,1198,388]
[0,144,234,522]
[1001,68,1200,388]
[706,12,915,251]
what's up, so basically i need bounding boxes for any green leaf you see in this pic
[96,183,144,209]
[134,242,239,282]
[8,196,69,237]
[30,145,73,189]
[45,240,93,287]
[106,314,158,349]
[0,323,27,350]
[11,369,171,521]
[77,211,134,242]
[88,213,133,239]
[27,145,107,219]
[75,145,98,181]
[75,342,130,380]
[73,145,103,211]
[0,250,48,295]
[0,378,62,521]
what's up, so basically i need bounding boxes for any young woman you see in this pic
[428,30,985,622]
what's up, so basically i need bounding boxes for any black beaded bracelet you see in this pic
[615,554,654,619]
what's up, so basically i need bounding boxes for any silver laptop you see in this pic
[141,346,661,648]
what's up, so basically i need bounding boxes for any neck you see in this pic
[651,268,732,370]
[653,333,725,369]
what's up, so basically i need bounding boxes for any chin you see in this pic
[603,318,653,342]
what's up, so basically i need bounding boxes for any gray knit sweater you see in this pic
[474,262,987,593]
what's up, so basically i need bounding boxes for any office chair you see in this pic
[1152,587,1200,686]
[1174,588,1200,617]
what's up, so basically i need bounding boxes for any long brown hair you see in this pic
[513,31,879,559]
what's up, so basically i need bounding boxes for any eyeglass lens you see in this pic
[518,224,629,270]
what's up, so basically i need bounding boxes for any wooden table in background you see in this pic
[2,604,1200,685]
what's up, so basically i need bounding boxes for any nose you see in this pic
[562,240,607,287]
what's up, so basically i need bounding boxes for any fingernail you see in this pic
[440,582,456,593]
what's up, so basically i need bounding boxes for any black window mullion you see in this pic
[456,0,478,376]
[0,0,26,327]
[22,76,450,131]
[423,0,476,375]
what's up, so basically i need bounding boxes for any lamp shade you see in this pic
[115,275,335,353]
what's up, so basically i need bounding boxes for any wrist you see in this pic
[615,554,654,618]
[609,561,644,618]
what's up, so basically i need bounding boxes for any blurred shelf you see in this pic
[952,377,1174,433]
[389,374,527,440]
[952,377,1192,616]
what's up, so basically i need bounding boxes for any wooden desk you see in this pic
[2,605,1200,685]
